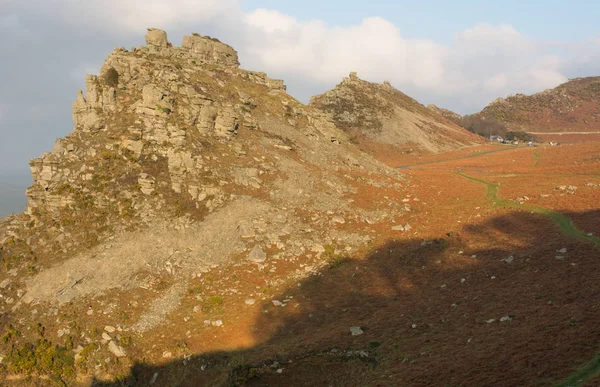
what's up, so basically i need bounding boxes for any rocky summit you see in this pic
[310,72,482,157]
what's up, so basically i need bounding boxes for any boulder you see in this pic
[108,341,127,357]
[145,28,168,48]
[248,245,267,263]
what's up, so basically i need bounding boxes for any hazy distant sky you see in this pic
[0,0,599,177]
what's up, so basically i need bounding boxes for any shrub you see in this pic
[505,131,534,142]
[103,67,119,88]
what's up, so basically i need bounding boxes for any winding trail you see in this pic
[457,172,600,387]
[456,172,600,246]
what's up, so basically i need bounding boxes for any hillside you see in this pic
[0,28,415,384]
[475,77,600,133]
[309,73,483,161]
[426,104,463,126]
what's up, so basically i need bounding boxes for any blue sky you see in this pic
[243,0,600,42]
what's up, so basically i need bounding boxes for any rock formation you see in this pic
[310,72,482,156]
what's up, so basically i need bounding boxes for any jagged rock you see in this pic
[138,84,174,117]
[310,72,481,154]
[108,341,126,357]
[72,75,116,132]
[145,28,169,48]
[214,106,239,138]
[181,34,240,67]
[238,224,255,239]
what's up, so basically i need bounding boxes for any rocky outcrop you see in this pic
[72,75,116,131]
[181,34,240,67]
[19,29,398,260]
[145,28,169,48]
[310,72,482,154]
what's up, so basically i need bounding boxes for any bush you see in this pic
[103,67,119,88]
[505,131,534,142]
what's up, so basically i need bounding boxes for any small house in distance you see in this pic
[490,135,503,142]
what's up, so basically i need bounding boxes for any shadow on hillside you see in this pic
[93,209,600,387]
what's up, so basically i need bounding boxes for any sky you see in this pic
[0,0,599,197]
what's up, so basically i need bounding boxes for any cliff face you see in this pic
[310,72,482,155]
[474,77,600,132]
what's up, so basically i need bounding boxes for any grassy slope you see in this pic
[457,172,600,386]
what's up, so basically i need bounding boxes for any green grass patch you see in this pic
[456,172,600,247]
[554,353,600,387]
[203,295,224,312]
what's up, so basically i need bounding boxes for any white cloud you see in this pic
[16,0,240,33]
[2,1,595,113]
[484,73,509,91]
[239,17,575,111]
[242,13,447,89]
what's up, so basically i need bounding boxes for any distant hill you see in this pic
[310,73,482,157]
[473,77,600,133]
